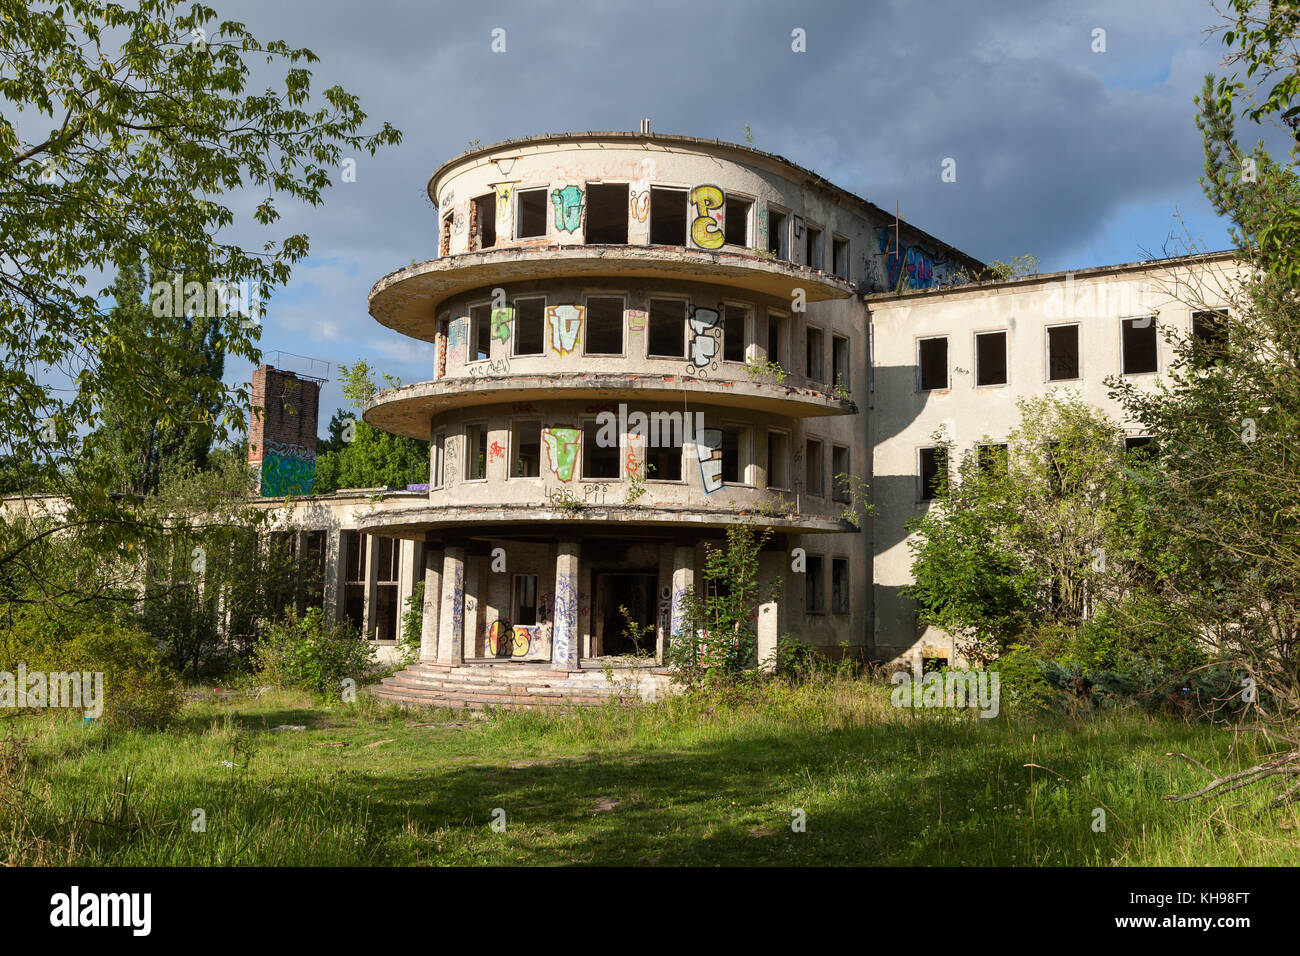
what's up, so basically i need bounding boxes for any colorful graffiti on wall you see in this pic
[626,308,647,338]
[542,426,580,481]
[689,184,725,249]
[552,572,578,667]
[630,182,650,222]
[494,183,514,238]
[491,305,512,343]
[877,228,936,290]
[487,620,548,659]
[625,431,646,481]
[258,440,316,497]
[551,184,583,233]
[546,304,583,356]
[687,305,721,373]
[694,427,724,495]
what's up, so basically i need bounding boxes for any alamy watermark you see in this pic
[594,403,705,448]
[0,665,104,718]
[890,662,1000,718]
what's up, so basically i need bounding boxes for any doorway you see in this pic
[594,570,657,657]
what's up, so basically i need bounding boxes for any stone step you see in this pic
[368,661,671,709]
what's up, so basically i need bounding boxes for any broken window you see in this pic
[832,445,850,502]
[724,196,751,245]
[1191,309,1230,367]
[431,430,446,487]
[767,208,788,258]
[831,558,849,614]
[584,183,629,244]
[1046,324,1080,381]
[473,193,496,249]
[806,326,824,382]
[918,336,948,390]
[516,188,548,239]
[464,424,487,480]
[767,312,788,367]
[805,225,824,270]
[649,186,687,245]
[512,421,541,478]
[767,430,789,489]
[645,440,681,482]
[918,446,945,501]
[832,236,850,279]
[832,334,850,392]
[806,555,825,613]
[648,298,686,358]
[513,574,539,626]
[374,537,400,640]
[721,425,748,483]
[584,296,624,355]
[805,438,824,496]
[975,330,1008,386]
[513,297,545,356]
[582,420,619,479]
[723,305,747,362]
[1122,317,1158,374]
[1125,435,1155,455]
[470,305,491,362]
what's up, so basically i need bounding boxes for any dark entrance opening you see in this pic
[594,570,657,656]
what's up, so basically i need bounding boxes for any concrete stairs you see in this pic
[368,660,674,711]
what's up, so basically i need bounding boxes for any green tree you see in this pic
[313,362,428,493]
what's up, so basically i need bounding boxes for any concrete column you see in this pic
[462,555,481,658]
[437,547,466,663]
[670,545,696,639]
[360,534,379,640]
[323,528,347,623]
[397,539,417,611]
[420,545,443,661]
[552,541,581,671]
[757,550,783,671]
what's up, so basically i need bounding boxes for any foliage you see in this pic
[252,608,379,697]
[313,362,428,493]
[743,358,788,385]
[399,580,425,666]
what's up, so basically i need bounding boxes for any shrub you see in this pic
[253,608,380,697]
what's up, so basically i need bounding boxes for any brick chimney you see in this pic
[248,365,321,497]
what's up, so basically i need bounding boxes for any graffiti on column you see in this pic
[689,184,725,249]
[624,431,645,481]
[669,583,689,638]
[553,572,578,666]
[791,214,805,241]
[542,426,580,481]
[488,439,505,462]
[448,318,467,365]
[877,228,936,290]
[449,566,465,641]
[545,304,583,356]
[491,305,512,343]
[687,305,720,375]
[626,308,647,340]
[755,204,767,248]
[550,185,584,233]
[494,183,514,239]
[694,426,724,495]
[658,585,672,636]
[630,182,650,222]
[452,203,467,236]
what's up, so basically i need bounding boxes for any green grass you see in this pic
[2,678,1297,865]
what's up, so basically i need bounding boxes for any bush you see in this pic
[253,608,380,697]
[0,608,180,729]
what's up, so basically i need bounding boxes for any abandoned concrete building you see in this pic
[98,131,1250,706]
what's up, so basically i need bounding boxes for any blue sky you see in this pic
[206,0,1285,431]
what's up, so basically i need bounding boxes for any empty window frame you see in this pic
[512,420,541,478]
[767,311,788,367]
[1046,324,1080,381]
[1124,435,1155,455]
[440,212,453,257]
[512,297,546,356]
[831,445,850,502]
[723,304,748,362]
[1191,309,1230,366]
[436,317,450,377]
[805,325,825,382]
[582,419,619,479]
[1122,316,1158,374]
[805,438,824,496]
[584,295,624,355]
[766,430,790,489]
[516,188,548,239]
[805,224,824,271]
[918,336,948,391]
[644,439,682,482]
[648,298,687,358]
[469,305,492,362]
[513,574,539,626]
[464,424,487,481]
[974,330,1008,386]
[584,183,629,244]
[832,335,850,392]
[473,193,496,249]
[977,442,1008,474]
[831,558,850,614]
[832,235,851,280]
[724,196,751,246]
[649,187,688,245]
[431,430,446,487]
[806,554,825,613]
[918,446,946,501]
[720,424,750,484]
[767,207,788,258]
